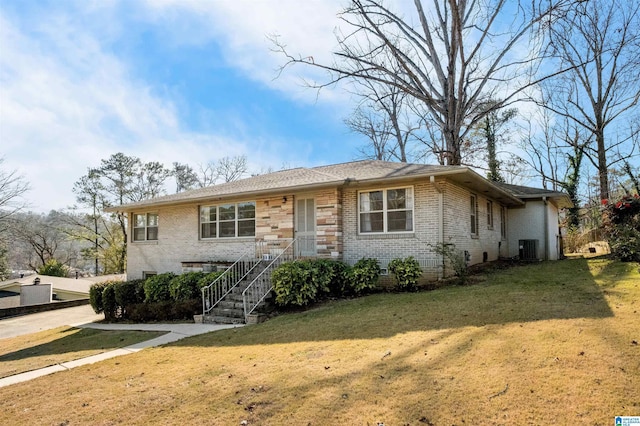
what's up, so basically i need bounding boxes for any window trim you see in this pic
[470,194,479,237]
[358,186,414,235]
[132,212,158,242]
[487,200,494,230]
[199,201,256,240]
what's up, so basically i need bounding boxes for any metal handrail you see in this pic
[242,238,298,320]
[201,252,261,316]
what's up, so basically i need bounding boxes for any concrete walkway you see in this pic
[0,322,243,388]
[0,304,103,339]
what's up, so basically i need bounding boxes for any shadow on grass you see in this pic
[172,258,617,347]
[0,327,161,365]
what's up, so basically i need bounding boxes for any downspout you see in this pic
[430,176,444,279]
[543,197,549,261]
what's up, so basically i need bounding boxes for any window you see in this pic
[133,213,158,241]
[487,200,494,229]
[500,206,507,239]
[359,187,413,233]
[200,202,256,239]
[470,194,478,236]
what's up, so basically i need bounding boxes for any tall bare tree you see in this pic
[273,0,575,166]
[541,0,640,201]
[0,157,30,229]
[197,155,248,187]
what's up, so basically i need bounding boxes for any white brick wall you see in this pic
[127,204,254,279]
[342,178,506,280]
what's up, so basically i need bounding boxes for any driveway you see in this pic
[0,304,102,339]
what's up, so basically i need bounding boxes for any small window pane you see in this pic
[201,223,216,238]
[219,204,235,221]
[201,206,216,222]
[134,214,146,227]
[360,212,384,232]
[237,202,255,219]
[219,221,236,238]
[147,214,158,227]
[388,210,413,232]
[133,228,146,241]
[360,191,383,212]
[238,220,255,237]
[387,189,407,210]
[147,226,158,240]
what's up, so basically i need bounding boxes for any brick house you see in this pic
[109,160,571,322]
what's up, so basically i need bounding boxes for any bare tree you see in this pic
[540,0,640,201]
[0,157,30,229]
[197,155,248,187]
[272,0,575,166]
[217,155,248,183]
[346,69,424,162]
[346,105,394,161]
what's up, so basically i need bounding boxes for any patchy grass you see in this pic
[0,258,638,425]
[0,327,165,378]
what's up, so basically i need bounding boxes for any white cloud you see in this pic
[0,8,284,212]
[140,0,350,103]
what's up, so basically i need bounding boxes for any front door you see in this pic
[295,197,316,256]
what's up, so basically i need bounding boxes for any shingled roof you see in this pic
[108,160,555,211]
[495,182,573,208]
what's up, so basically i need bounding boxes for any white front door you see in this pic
[295,197,316,256]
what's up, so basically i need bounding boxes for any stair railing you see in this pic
[201,252,262,316]
[242,238,299,321]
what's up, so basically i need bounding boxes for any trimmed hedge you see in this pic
[89,282,107,314]
[89,274,202,322]
[144,272,176,303]
[272,258,371,308]
[169,271,207,301]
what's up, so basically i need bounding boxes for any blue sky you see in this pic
[0,0,366,211]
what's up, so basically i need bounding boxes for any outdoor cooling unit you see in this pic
[519,239,539,261]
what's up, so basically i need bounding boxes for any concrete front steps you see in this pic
[199,263,273,325]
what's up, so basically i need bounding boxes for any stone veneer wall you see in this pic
[313,188,343,258]
[255,195,294,240]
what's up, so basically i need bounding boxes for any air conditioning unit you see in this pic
[519,239,539,261]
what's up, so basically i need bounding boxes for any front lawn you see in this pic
[0,258,637,425]
[0,327,165,378]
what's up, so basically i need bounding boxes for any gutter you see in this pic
[543,196,549,260]
[430,175,445,279]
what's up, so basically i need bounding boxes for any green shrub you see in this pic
[388,256,422,291]
[89,282,107,313]
[125,299,200,322]
[349,258,381,294]
[197,271,224,289]
[37,259,68,277]
[102,283,117,321]
[272,260,320,307]
[325,260,352,296]
[169,272,207,301]
[114,279,145,318]
[144,272,176,303]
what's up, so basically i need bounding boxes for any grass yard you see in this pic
[0,327,166,378]
[0,257,638,425]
